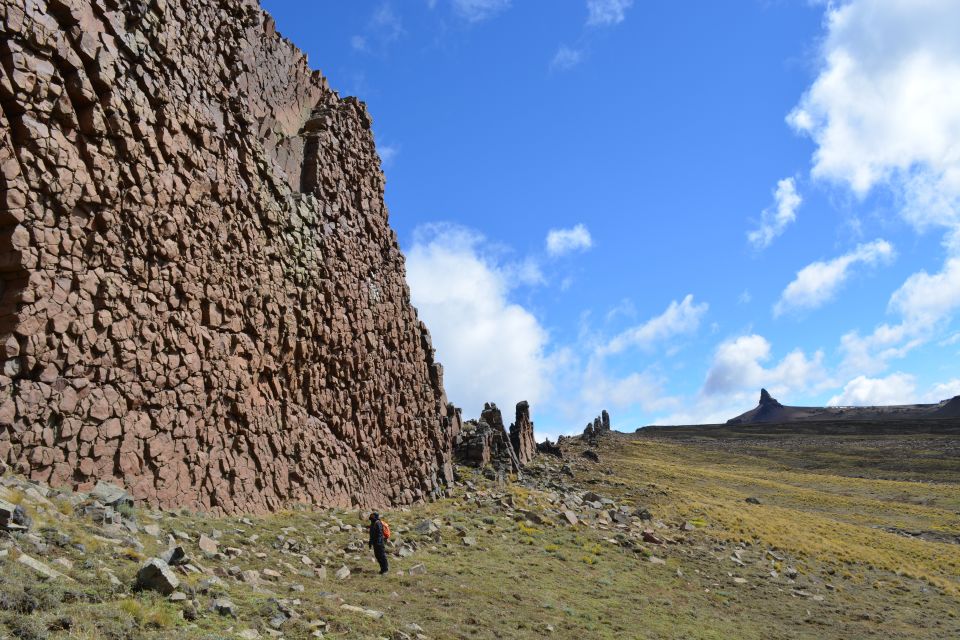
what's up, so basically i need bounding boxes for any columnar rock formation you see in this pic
[583,410,611,443]
[454,401,537,470]
[0,0,460,513]
[454,403,512,470]
[509,401,536,465]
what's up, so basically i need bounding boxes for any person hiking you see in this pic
[368,512,389,575]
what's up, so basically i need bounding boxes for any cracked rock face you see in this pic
[0,0,457,513]
[509,401,535,465]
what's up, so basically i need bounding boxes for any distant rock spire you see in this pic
[759,388,781,406]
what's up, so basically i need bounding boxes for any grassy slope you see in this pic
[1,431,958,640]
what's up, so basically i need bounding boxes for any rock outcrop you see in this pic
[0,0,459,512]
[454,403,513,470]
[508,401,536,465]
[583,410,611,443]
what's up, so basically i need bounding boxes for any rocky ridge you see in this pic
[727,389,960,425]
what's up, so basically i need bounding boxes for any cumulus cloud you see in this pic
[827,373,917,407]
[888,257,960,327]
[774,239,894,316]
[924,378,960,402]
[788,0,960,230]
[840,257,960,374]
[550,46,583,71]
[703,334,827,396]
[580,365,678,414]
[546,224,593,256]
[747,177,802,249]
[598,295,707,356]
[586,0,634,27]
[405,224,551,416]
[452,0,511,22]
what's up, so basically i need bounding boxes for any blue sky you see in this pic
[261,0,960,440]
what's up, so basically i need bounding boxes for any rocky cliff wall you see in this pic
[0,0,459,513]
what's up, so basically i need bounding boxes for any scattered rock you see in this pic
[642,530,665,545]
[212,598,237,617]
[413,520,439,535]
[562,511,579,526]
[340,604,384,619]
[408,563,427,575]
[161,546,189,566]
[0,500,31,532]
[91,482,133,509]
[462,536,477,547]
[335,565,351,580]
[18,554,73,581]
[581,450,601,463]
[745,497,762,505]
[135,558,180,595]
[198,534,219,554]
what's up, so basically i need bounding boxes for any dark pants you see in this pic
[373,543,388,574]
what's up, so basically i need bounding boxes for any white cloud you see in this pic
[504,256,545,287]
[550,46,583,71]
[649,392,756,427]
[924,378,960,402]
[546,223,593,256]
[788,0,960,231]
[703,334,826,397]
[888,257,960,327]
[405,225,551,416]
[350,35,367,52]
[586,0,633,27]
[598,295,707,356]
[827,373,917,406]
[452,0,511,22]
[580,364,678,414]
[840,256,960,373]
[747,177,802,249]
[378,143,400,167]
[738,290,752,304]
[774,239,894,316]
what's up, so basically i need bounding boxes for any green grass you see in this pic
[1,432,958,639]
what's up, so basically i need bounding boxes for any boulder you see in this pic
[161,546,189,566]
[212,598,236,617]
[0,499,31,532]
[91,482,133,509]
[136,558,180,595]
[413,520,439,535]
[198,534,219,554]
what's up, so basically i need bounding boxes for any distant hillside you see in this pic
[726,389,960,425]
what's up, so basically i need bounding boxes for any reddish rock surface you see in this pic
[509,401,536,465]
[454,403,512,470]
[0,0,459,513]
